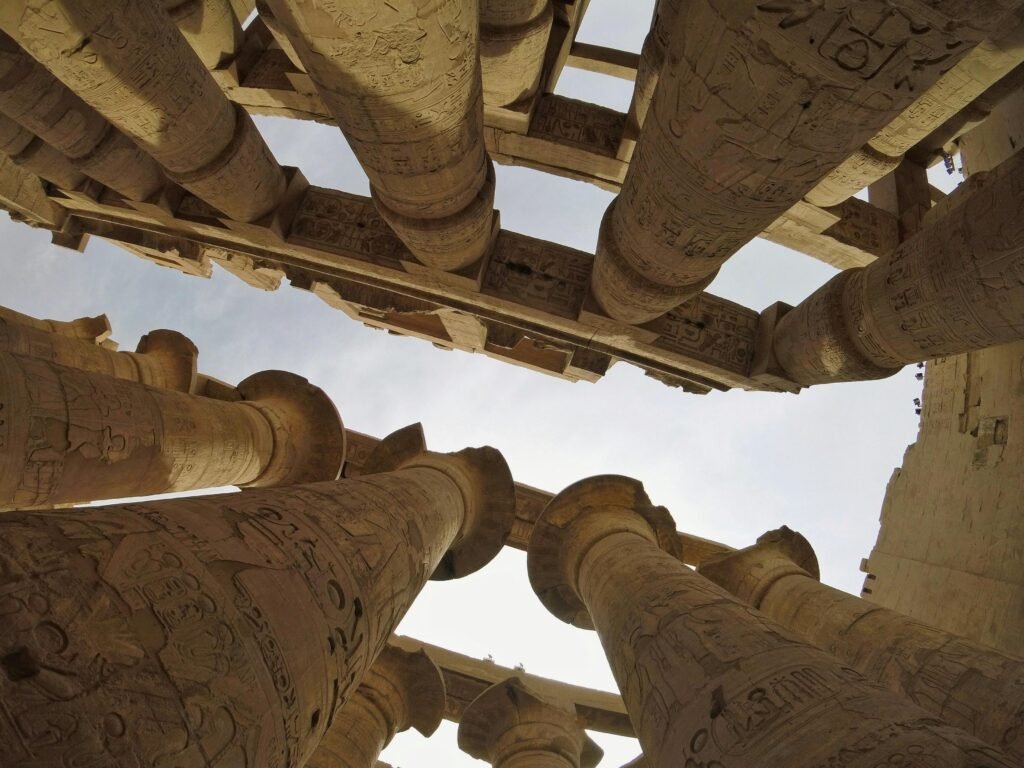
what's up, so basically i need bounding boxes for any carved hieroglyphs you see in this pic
[527,476,1018,767]
[0,433,515,768]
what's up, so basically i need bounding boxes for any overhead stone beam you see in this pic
[49,173,773,394]
[342,429,734,566]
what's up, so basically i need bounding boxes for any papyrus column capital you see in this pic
[528,475,680,629]
[459,678,603,768]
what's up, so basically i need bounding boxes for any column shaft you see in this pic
[581,533,1014,766]
[771,147,1024,385]
[0,315,198,392]
[0,356,344,509]
[267,0,496,270]
[0,460,486,767]
[480,0,553,108]
[165,0,243,70]
[0,33,164,200]
[699,532,1024,760]
[591,1,1023,323]
[310,694,390,768]
[529,477,1017,768]
[765,574,1024,760]
[0,1,285,221]
[0,112,85,190]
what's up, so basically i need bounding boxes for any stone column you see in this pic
[459,678,603,768]
[0,310,199,392]
[480,0,553,108]
[0,2,286,222]
[0,356,346,510]
[255,0,305,71]
[0,113,85,190]
[165,0,243,70]
[590,1,1023,324]
[306,646,445,768]
[266,0,497,271]
[0,431,515,768]
[619,0,681,161]
[0,33,164,201]
[698,527,1024,761]
[769,146,1024,386]
[527,475,1017,767]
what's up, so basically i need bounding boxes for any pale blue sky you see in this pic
[0,2,959,764]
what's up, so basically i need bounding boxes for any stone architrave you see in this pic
[589,1,1024,324]
[769,146,1024,386]
[0,428,515,768]
[255,0,305,71]
[0,32,164,201]
[527,475,1018,767]
[698,527,1024,761]
[459,678,604,768]
[165,0,243,70]
[0,112,85,190]
[0,356,346,510]
[480,0,553,108]
[0,2,286,222]
[306,646,445,768]
[265,0,497,270]
[0,310,199,392]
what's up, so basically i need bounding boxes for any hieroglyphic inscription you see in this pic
[643,294,758,375]
[529,95,624,157]
[481,232,592,319]
[289,187,407,268]
[0,465,470,768]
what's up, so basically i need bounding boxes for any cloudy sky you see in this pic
[0,3,962,765]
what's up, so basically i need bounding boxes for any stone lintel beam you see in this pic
[0,152,66,228]
[307,646,446,768]
[0,438,514,767]
[699,528,1024,761]
[389,634,633,738]
[0,1,286,222]
[342,428,734,568]
[265,0,496,271]
[590,1,1024,324]
[770,147,1024,386]
[806,10,1024,208]
[541,0,591,94]
[0,309,199,392]
[565,42,638,82]
[53,180,770,393]
[0,357,345,510]
[459,678,603,768]
[527,475,1017,767]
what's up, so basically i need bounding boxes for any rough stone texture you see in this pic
[771,146,1024,385]
[480,0,553,108]
[165,0,243,70]
[0,32,164,200]
[458,678,603,768]
[0,310,199,392]
[590,0,1024,324]
[0,306,110,343]
[699,528,1024,761]
[0,357,345,510]
[265,0,497,270]
[527,475,1017,767]
[307,646,445,768]
[0,1,285,221]
[806,10,1024,208]
[0,441,513,768]
[0,112,85,190]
